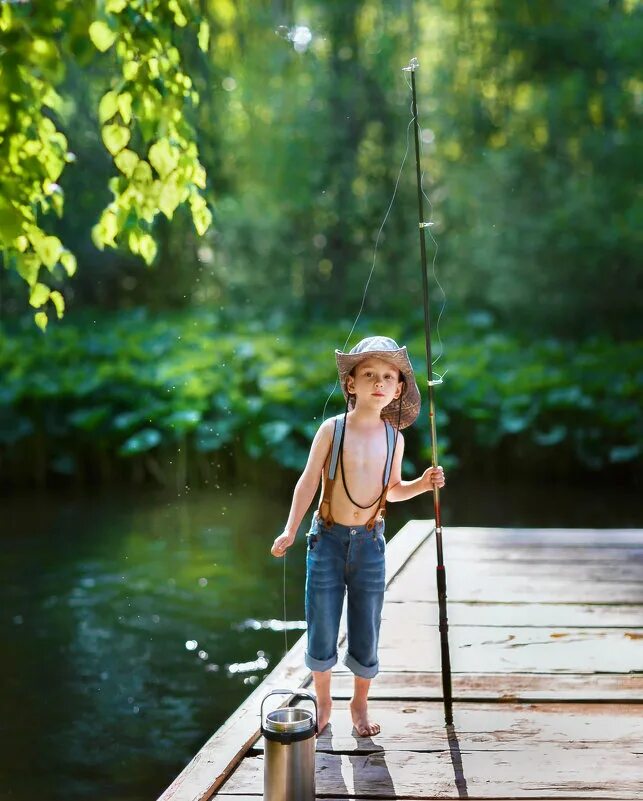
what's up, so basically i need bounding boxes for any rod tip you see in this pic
[402,57,420,72]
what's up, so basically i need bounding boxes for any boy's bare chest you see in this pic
[338,427,389,484]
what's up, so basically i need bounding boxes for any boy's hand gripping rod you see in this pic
[404,56,454,725]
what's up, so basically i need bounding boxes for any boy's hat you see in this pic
[335,336,421,429]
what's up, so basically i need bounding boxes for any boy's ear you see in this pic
[346,375,355,395]
[394,379,404,399]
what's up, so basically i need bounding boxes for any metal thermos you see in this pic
[261,688,318,801]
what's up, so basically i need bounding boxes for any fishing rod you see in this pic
[403,56,453,726]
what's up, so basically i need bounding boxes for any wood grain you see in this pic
[329,671,643,702]
[224,748,643,798]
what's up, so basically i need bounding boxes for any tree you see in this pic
[0,0,212,329]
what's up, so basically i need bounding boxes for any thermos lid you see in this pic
[260,689,318,742]
[264,707,313,734]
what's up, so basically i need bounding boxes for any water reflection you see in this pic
[1,485,306,801]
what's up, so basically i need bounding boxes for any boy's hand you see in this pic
[422,465,445,491]
[271,531,295,558]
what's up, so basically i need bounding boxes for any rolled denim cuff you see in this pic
[305,650,337,673]
[343,651,379,679]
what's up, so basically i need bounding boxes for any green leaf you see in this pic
[193,203,212,236]
[190,193,212,235]
[106,0,127,12]
[609,444,640,463]
[98,90,119,124]
[149,140,177,179]
[123,61,139,81]
[16,254,40,288]
[89,21,117,52]
[117,92,132,124]
[68,406,110,431]
[34,311,48,331]
[158,178,182,218]
[114,148,139,177]
[102,123,130,156]
[259,421,291,445]
[163,409,202,435]
[138,234,157,265]
[29,282,50,308]
[119,428,162,456]
[60,250,77,277]
[34,235,63,269]
[198,20,210,52]
[49,290,65,318]
[92,210,118,248]
[132,160,153,185]
[533,426,567,446]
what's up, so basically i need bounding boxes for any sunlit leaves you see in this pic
[49,290,65,318]
[149,140,178,179]
[60,250,77,277]
[99,90,119,123]
[114,149,139,177]
[198,20,210,53]
[29,282,50,308]
[88,21,117,52]
[0,4,76,328]
[0,0,212,328]
[89,0,212,262]
[137,234,158,266]
[102,123,131,155]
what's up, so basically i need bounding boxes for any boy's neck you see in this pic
[349,402,383,427]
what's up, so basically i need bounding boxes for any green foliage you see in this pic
[2,0,641,342]
[0,0,211,328]
[423,0,643,337]
[0,309,639,487]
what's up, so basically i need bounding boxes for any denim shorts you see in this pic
[304,512,386,679]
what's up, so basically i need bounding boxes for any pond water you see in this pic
[2,474,640,800]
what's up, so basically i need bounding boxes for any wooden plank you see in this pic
[157,519,435,801]
[370,625,643,674]
[329,671,643,702]
[441,527,643,547]
[436,560,643,582]
[217,793,631,801]
[441,545,643,564]
[247,700,643,752]
[381,599,643,627]
[387,540,643,603]
[224,748,643,798]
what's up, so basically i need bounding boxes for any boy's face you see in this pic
[346,357,404,408]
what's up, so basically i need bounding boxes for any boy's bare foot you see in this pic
[349,699,380,737]
[316,700,332,735]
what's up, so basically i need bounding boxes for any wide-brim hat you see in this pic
[335,336,421,429]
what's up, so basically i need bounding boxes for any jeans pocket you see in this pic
[307,532,319,551]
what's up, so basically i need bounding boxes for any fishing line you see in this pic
[320,115,415,422]
[321,68,448,422]
[282,552,288,654]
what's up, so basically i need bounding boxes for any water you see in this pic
[1,475,640,800]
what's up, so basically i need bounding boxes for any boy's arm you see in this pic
[387,433,445,502]
[280,418,333,541]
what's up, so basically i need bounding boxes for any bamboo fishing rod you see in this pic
[404,57,454,725]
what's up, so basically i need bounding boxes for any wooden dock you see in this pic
[159,523,643,800]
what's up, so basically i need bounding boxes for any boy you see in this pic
[271,336,445,736]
